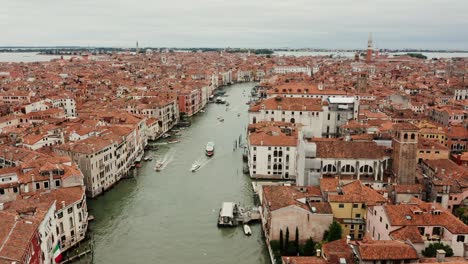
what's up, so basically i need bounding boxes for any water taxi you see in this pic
[154,162,163,171]
[191,162,201,172]
[205,142,215,156]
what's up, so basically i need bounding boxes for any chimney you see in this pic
[0,203,4,211]
[436,249,446,262]
[61,201,66,209]
[346,235,351,244]
[286,257,290,264]
[316,249,321,257]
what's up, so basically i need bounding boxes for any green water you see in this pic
[82,83,269,264]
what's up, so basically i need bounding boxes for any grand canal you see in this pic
[82,83,269,263]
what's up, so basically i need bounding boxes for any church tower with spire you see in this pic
[366,33,373,63]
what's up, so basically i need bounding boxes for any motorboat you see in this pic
[243,224,252,236]
[200,109,206,113]
[218,117,224,122]
[161,133,171,139]
[191,162,201,172]
[154,162,163,171]
[205,142,215,156]
[226,102,230,106]
[168,139,180,144]
[143,156,153,161]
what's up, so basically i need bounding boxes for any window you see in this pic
[55,180,60,187]
[353,204,359,208]
[253,147,256,151]
[35,183,40,190]
[350,224,355,230]
[13,187,18,193]
[338,204,344,208]
[380,216,382,222]
[57,212,63,219]
[44,182,49,189]
[457,235,465,242]
[69,217,74,228]
[67,207,73,214]
[327,113,330,120]
[0,188,4,195]
[355,214,361,218]
[385,224,388,230]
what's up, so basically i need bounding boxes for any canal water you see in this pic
[82,83,269,264]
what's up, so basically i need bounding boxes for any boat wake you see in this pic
[191,156,212,171]
[156,150,176,170]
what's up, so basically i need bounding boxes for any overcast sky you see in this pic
[1,0,467,49]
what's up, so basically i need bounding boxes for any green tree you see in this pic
[279,229,284,254]
[301,238,316,256]
[422,243,454,257]
[270,240,282,259]
[326,221,343,242]
[295,227,299,254]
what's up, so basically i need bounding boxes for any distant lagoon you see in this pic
[0,52,71,62]
[1,51,467,63]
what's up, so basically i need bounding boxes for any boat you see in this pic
[171,129,180,133]
[161,133,171,139]
[205,142,215,156]
[243,224,252,235]
[174,132,182,136]
[219,118,224,122]
[168,139,179,144]
[154,162,163,171]
[237,113,241,117]
[191,162,201,172]
[143,156,153,161]
[226,102,230,106]
[200,109,205,113]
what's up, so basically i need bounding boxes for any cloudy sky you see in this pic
[1,0,467,49]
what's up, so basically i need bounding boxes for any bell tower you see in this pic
[392,123,419,184]
[366,33,373,63]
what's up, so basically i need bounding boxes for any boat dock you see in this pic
[217,202,261,227]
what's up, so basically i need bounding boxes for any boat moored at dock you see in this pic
[243,224,252,236]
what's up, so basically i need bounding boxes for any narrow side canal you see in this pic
[84,83,269,263]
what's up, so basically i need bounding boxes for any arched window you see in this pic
[359,165,374,174]
[290,118,295,123]
[341,164,356,173]
[323,164,337,173]
[273,164,278,170]
[278,164,283,170]
[410,133,415,140]
[279,151,283,156]
[273,150,278,157]
[404,133,408,140]
[253,117,257,124]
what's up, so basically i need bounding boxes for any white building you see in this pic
[248,96,324,138]
[273,65,311,76]
[296,133,391,186]
[247,122,299,180]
